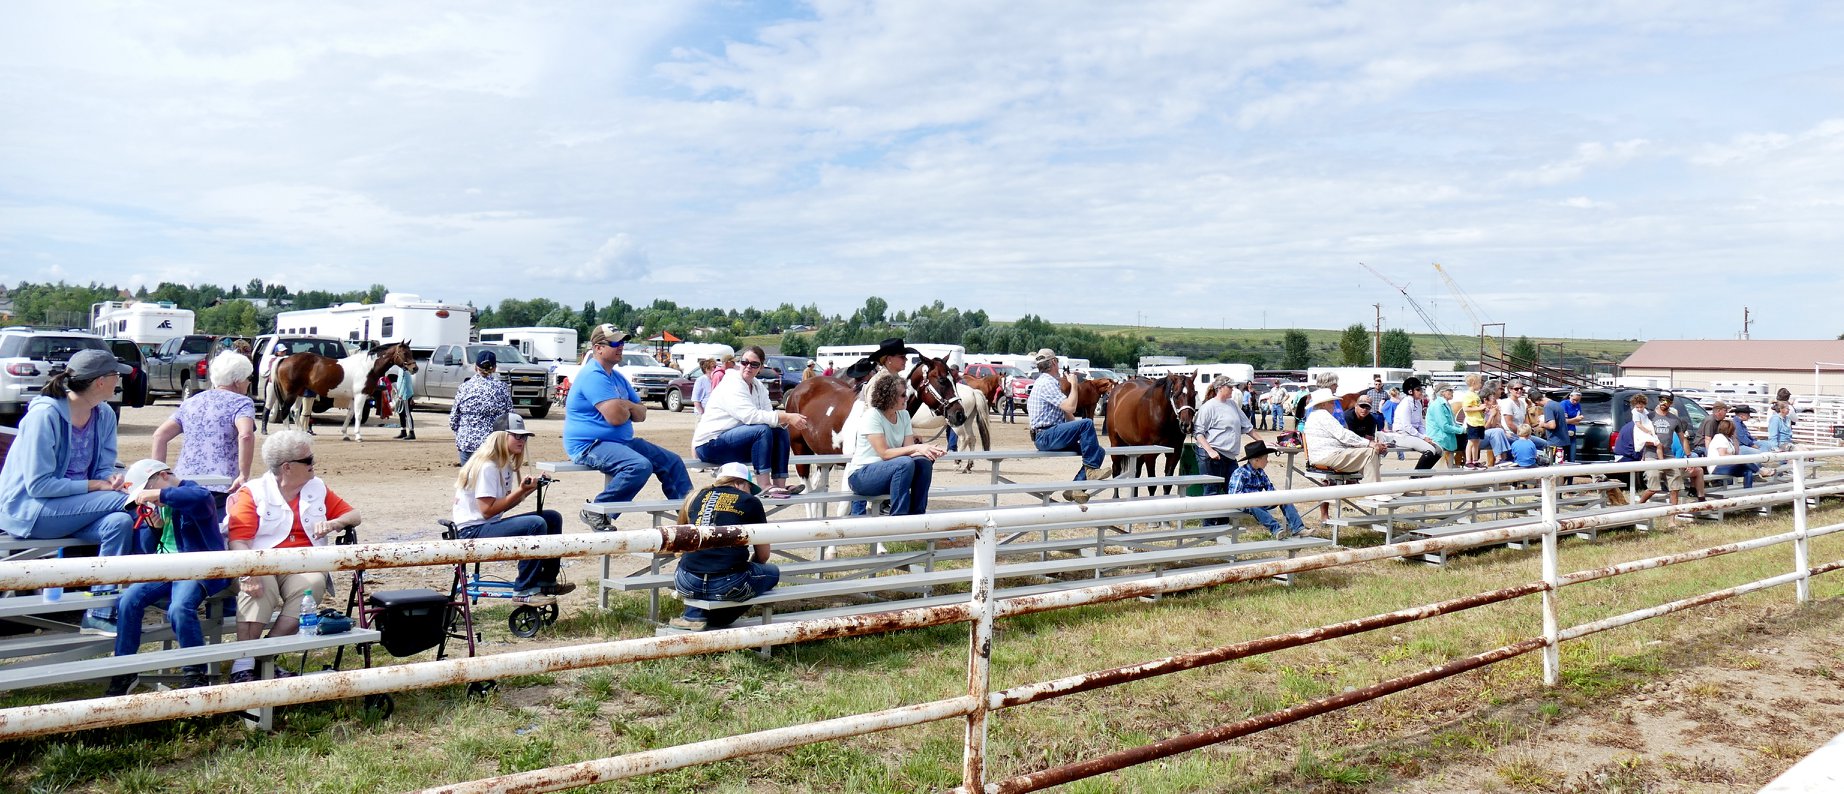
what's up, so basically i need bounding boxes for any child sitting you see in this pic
[1508,425,1547,468]
[1227,441,1307,538]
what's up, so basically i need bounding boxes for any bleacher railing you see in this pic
[1,450,1842,793]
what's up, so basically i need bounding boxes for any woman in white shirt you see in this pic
[690,346,811,498]
[452,418,574,599]
[846,373,947,516]
[1707,418,1759,488]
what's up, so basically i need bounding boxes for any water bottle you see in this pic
[299,589,320,635]
[42,586,61,602]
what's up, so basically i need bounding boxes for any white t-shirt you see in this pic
[847,410,913,476]
[1709,433,1734,458]
[452,461,515,530]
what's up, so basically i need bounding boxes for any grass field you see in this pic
[3,500,1841,793]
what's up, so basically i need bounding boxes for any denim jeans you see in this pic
[8,491,135,620]
[1033,418,1105,477]
[694,424,790,479]
[115,578,227,674]
[675,562,780,628]
[1195,449,1235,526]
[848,456,935,516]
[1242,505,1305,536]
[460,510,564,591]
[572,438,692,521]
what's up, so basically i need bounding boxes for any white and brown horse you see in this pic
[265,341,417,442]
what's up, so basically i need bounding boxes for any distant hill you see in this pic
[1067,324,1641,368]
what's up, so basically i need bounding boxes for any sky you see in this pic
[2,1,1841,342]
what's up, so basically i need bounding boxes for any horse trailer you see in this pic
[89,301,195,347]
[273,293,472,358]
[815,343,964,374]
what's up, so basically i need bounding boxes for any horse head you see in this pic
[1166,372,1197,435]
[908,357,966,426]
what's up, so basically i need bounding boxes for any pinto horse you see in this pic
[266,341,417,442]
[1106,372,1198,494]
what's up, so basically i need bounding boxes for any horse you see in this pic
[1075,377,1115,421]
[1105,372,1198,495]
[945,383,990,472]
[783,356,964,491]
[267,341,417,442]
[959,372,1009,412]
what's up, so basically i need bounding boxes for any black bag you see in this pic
[365,589,449,658]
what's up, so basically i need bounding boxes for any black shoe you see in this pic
[104,673,138,697]
[182,673,212,689]
[541,582,577,597]
[229,669,258,684]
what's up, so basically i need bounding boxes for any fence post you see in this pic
[962,517,999,792]
[1793,457,1811,606]
[1540,476,1561,687]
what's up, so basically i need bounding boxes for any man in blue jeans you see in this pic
[564,324,691,530]
[1025,348,1112,503]
[1228,440,1307,538]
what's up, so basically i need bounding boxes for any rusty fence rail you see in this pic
[1,449,1841,793]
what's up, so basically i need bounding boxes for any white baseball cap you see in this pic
[715,462,762,494]
[123,459,171,493]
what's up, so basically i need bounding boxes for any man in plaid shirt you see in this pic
[1227,440,1306,538]
[1026,348,1112,503]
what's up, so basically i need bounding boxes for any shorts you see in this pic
[237,572,334,624]
[1645,466,1685,492]
[1465,426,1485,442]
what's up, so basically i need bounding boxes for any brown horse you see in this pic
[783,357,964,487]
[1106,372,1198,494]
[959,372,1008,411]
[1075,377,1115,421]
[266,341,417,441]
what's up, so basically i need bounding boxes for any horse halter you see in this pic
[909,362,962,415]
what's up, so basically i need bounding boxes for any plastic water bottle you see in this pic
[299,589,320,635]
[42,586,61,602]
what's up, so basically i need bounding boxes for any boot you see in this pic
[1062,488,1091,505]
[1082,464,1114,481]
[104,673,138,697]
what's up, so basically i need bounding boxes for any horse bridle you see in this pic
[1167,375,1196,431]
[910,363,963,418]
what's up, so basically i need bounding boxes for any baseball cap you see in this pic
[123,459,171,493]
[501,413,536,437]
[715,462,762,494]
[66,349,132,379]
[475,350,498,368]
[1032,348,1057,368]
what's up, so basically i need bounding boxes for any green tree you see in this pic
[1338,323,1371,366]
[1510,335,1540,368]
[779,331,815,357]
[1281,330,1312,369]
[536,306,578,330]
[1380,329,1415,368]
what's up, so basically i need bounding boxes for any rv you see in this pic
[479,326,579,381]
[273,293,472,359]
[668,342,736,375]
[89,301,195,347]
[815,343,964,374]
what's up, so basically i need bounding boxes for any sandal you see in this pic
[762,486,795,499]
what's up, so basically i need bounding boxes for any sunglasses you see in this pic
[289,456,315,468]
[738,360,764,369]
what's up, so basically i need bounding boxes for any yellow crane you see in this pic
[1357,262,1463,359]
[1432,262,1491,332]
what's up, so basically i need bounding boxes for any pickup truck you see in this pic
[417,343,552,418]
[144,334,222,400]
[553,353,686,410]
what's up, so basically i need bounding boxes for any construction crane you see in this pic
[1432,262,1492,332]
[1357,262,1464,359]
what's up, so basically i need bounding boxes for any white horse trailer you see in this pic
[480,326,578,382]
[669,342,736,374]
[1137,356,1187,376]
[89,301,195,347]
[1306,366,1416,393]
[274,293,472,358]
[815,343,965,374]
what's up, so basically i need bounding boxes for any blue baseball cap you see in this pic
[475,350,497,367]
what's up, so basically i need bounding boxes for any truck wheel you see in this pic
[527,403,550,420]
[179,377,196,401]
[666,390,683,412]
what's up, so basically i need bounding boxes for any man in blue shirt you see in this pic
[1540,393,1571,462]
[1562,392,1583,461]
[565,325,691,530]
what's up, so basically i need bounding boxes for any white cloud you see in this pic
[572,234,651,282]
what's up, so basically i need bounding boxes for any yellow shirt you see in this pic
[1459,389,1485,427]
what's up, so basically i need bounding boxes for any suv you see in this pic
[1546,388,1709,462]
[765,355,810,393]
[106,339,150,409]
[0,328,121,425]
[145,334,225,400]
[664,366,785,412]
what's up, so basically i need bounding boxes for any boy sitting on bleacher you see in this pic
[103,460,232,696]
[1227,441,1307,539]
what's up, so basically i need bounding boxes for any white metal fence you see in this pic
[1,449,1841,793]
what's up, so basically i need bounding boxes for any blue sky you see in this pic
[2,1,1841,342]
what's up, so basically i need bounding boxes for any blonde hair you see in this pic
[456,431,526,491]
[675,476,755,524]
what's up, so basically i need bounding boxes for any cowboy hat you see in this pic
[1306,388,1338,407]
[1243,440,1274,459]
[873,337,921,361]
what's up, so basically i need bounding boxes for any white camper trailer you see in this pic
[669,342,737,375]
[89,301,195,347]
[479,327,578,370]
[273,293,472,357]
[815,343,964,374]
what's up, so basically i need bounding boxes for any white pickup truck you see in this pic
[552,352,683,409]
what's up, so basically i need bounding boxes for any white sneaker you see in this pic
[1371,493,1396,503]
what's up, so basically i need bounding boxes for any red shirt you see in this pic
[225,487,354,548]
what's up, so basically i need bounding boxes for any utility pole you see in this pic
[1742,307,1753,340]
[1372,303,1383,367]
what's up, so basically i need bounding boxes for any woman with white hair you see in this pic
[152,351,256,511]
[223,430,362,682]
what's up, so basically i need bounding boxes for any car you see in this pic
[1085,368,1122,382]
[664,366,786,412]
[1543,388,1709,463]
[765,355,810,392]
[0,327,121,425]
[105,339,149,408]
